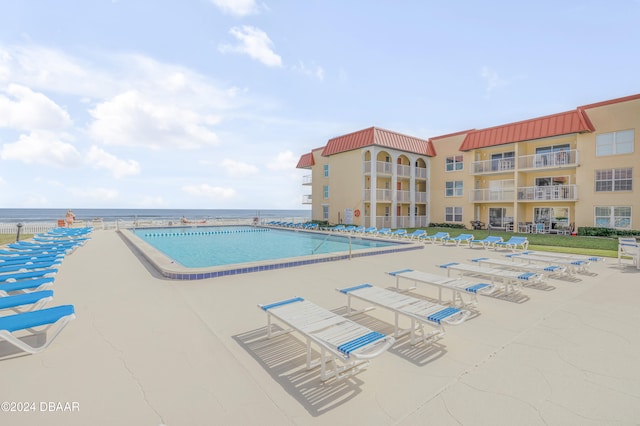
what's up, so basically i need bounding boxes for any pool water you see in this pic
[133,226,400,268]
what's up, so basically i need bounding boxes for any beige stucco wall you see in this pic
[429,133,471,224]
[576,98,640,229]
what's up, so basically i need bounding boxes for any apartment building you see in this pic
[297,94,639,232]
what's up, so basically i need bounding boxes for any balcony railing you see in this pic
[364,161,428,179]
[363,189,428,203]
[397,164,410,177]
[518,150,578,170]
[302,194,312,204]
[470,158,515,175]
[470,150,579,175]
[470,189,515,202]
[518,185,577,201]
[302,175,312,185]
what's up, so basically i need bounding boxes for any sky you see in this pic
[0,0,639,210]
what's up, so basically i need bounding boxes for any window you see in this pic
[323,185,329,199]
[595,168,633,192]
[490,151,514,171]
[445,155,463,172]
[322,205,329,221]
[596,129,634,156]
[594,206,632,229]
[323,164,329,177]
[445,180,463,197]
[445,207,462,222]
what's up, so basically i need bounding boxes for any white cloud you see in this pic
[210,0,260,16]
[267,150,297,171]
[0,84,72,130]
[183,183,237,199]
[85,145,141,178]
[219,26,282,68]
[88,90,220,150]
[291,61,325,81]
[221,158,259,177]
[0,176,5,185]
[69,187,119,201]
[0,131,81,167]
[481,66,508,93]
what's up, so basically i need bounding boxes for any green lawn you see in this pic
[413,227,619,258]
[0,234,34,245]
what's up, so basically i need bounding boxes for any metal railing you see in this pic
[470,189,515,202]
[518,150,578,170]
[517,185,578,201]
[470,158,515,175]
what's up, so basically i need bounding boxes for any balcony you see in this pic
[362,189,428,203]
[518,150,578,171]
[517,185,577,201]
[364,160,393,175]
[302,175,312,185]
[470,158,515,175]
[470,188,515,203]
[302,194,312,204]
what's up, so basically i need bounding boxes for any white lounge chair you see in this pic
[617,237,639,269]
[0,277,56,296]
[471,257,568,277]
[438,262,543,293]
[388,269,496,307]
[506,253,590,274]
[258,297,395,381]
[337,284,470,346]
[518,250,604,263]
[0,304,75,354]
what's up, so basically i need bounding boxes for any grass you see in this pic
[407,227,620,258]
[0,234,34,245]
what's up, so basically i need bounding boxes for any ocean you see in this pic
[0,208,311,223]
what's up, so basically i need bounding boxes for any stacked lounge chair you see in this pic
[0,226,90,356]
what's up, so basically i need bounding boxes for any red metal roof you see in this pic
[321,127,435,157]
[579,93,640,110]
[296,152,315,169]
[459,109,594,151]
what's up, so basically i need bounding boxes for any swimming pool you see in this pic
[120,225,422,280]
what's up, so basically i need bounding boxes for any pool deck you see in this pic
[2,230,639,425]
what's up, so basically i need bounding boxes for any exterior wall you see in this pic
[576,98,640,229]
[327,149,365,225]
[429,133,472,225]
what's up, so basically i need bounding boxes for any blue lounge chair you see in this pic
[442,233,475,246]
[0,304,75,354]
[0,277,56,296]
[331,225,346,232]
[258,297,395,381]
[0,290,54,313]
[364,227,378,234]
[0,260,62,275]
[494,236,529,251]
[389,229,407,238]
[423,232,450,244]
[469,236,503,249]
[338,284,470,346]
[405,230,427,240]
[0,269,58,283]
[377,228,392,236]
